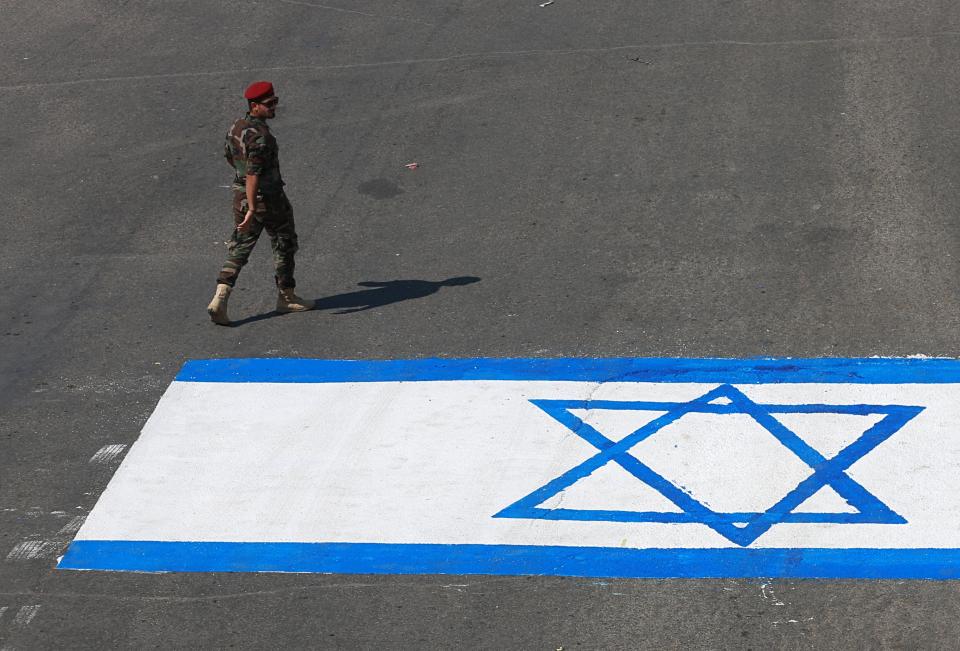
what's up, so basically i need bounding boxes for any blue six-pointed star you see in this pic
[494,384,923,546]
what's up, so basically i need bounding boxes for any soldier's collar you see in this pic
[245,112,267,126]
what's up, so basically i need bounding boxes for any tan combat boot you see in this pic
[207,283,232,325]
[276,288,314,313]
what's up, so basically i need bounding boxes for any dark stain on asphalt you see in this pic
[358,178,404,200]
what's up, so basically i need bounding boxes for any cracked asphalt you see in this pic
[2,0,960,648]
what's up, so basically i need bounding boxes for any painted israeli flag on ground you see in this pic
[60,358,960,578]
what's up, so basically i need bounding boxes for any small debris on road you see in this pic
[404,162,419,170]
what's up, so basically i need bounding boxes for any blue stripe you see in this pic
[58,541,960,579]
[175,357,960,384]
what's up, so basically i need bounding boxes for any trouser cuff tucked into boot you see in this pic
[207,283,232,325]
[276,288,314,313]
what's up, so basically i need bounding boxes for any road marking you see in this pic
[89,444,127,464]
[57,516,86,536]
[6,541,55,561]
[12,606,39,627]
[58,357,960,578]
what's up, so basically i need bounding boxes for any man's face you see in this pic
[253,95,279,119]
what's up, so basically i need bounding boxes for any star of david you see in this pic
[494,384,923,546]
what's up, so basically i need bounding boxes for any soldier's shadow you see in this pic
[229,276,481,326]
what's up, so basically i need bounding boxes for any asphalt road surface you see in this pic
[3,0,960,648]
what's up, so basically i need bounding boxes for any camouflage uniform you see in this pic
[218,114,299,289]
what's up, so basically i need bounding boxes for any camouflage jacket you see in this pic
[224,114,284,194]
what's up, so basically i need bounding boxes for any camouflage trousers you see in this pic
[217,191,299,289]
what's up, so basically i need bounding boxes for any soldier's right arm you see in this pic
[243,129,268,178]
[236,128,266,234]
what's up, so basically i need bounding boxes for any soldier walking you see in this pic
[207,81,314,325]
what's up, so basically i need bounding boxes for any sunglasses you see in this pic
[258,97,279,107]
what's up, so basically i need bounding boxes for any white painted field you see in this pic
[74,379,958,550]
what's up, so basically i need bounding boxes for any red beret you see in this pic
[244,81,275,101]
